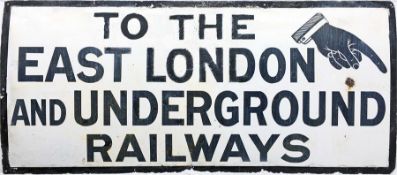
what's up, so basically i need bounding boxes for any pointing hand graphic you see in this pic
[292,13,387,73]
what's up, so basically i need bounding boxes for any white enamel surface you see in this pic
[5,6,392,168]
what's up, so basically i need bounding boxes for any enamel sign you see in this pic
[1,1,396,174]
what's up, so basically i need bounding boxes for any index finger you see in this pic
[355,38,387,73]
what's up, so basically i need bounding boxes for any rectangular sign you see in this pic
[1,1,396,174]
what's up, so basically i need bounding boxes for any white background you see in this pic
[1,0,396,174]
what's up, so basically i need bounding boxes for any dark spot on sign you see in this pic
[345,77,355,89]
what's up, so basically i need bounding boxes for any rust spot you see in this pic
[345,77,355,89]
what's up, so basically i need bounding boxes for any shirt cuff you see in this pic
[292,13,328,44]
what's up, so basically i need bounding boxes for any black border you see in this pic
[0,1,396,174]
